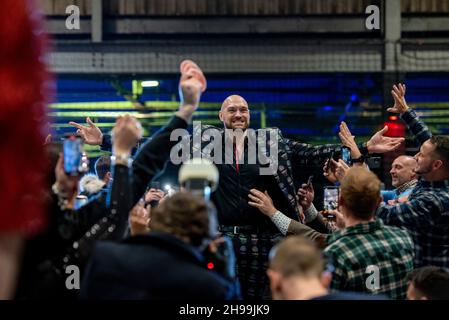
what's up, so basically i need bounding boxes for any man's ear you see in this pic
[320,271,332,289]
[267,269,282,293]
[104,171,111,183]
[218,110,224,122]
[433,159,444,171]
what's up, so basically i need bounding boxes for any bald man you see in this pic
[211,94,403,299]
[382,155,418,204]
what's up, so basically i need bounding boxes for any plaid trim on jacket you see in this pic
[324,220,414,300]
[193,123,349,222]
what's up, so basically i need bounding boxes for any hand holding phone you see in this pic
[323,186,339,211]
[63,135,88,176]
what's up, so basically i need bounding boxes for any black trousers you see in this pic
[222,231,283,300]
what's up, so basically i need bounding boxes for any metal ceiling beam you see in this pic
[47,15,449,36]
[50,39,384,74]
[91,0,103,42]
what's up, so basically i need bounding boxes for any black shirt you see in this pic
[212,138,296,230]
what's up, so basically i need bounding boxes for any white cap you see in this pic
[178,158,219,191]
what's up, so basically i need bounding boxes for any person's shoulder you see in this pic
[324,235,350,257]
[383,224,413,242]
[313,291,389,300]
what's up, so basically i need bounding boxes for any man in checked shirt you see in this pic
[377,83,449,268]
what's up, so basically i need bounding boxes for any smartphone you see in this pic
[324,151,335,172]
[341,147,351,165]
[63,135,84,176]
[307,175,314,186]
[150,181,161,190]
[323,186,339,211]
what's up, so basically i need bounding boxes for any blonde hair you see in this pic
[269,236,324,278]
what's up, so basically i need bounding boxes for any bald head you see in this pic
[390,155,417,188]
[221,95,248,111]
[219,95,250,130]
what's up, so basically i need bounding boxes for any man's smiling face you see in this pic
[219,95,250,130]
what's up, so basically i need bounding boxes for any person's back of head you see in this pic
[79,174,106,197]
[267,236,330,300]
[340,167,382,221]
[150,191,210,247]
[94,155,111,184]
[406,266,449,300]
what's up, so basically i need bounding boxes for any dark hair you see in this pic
[95,155,111,180]
[149,191,209,247]
[430,136,449,170]
[340,167,381,220]
[406,266,449,300]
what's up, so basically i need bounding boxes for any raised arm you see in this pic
[285,127,403,166]
[131,60,206,205]
[387,83,432,146]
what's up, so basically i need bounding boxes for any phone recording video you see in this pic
[323,186,339,211]
[341,146,351,165]
[63,135,84,176]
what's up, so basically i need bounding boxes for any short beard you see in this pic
[225,122,248,130]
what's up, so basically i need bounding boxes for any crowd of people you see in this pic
[2,1,449,301]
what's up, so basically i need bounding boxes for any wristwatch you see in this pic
[111,154,132,167]
[351,155,366,163]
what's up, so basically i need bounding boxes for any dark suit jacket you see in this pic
[80,232,240,300]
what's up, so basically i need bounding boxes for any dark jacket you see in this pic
[15,163,131,299]
[80,232,240,300]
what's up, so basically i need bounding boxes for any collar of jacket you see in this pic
[123,231,206,265]
[417,178,449,189]
[327,220,384,244]
[396,179,418,195]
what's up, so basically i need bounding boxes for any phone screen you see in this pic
[324,151,335,172]
[63,136,83,176]
[341,147,351,164]
[323,186,339,211]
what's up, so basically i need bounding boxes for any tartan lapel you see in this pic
[258,128,304,222]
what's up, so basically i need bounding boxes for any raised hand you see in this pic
[54,153,79,209]
[129,200,150,236]
[297,183,314,210]
[112,115,143,156]
[323,159,338,184]
[69,117,103,146]
[338,121,362,159]
[367,126,404,154]
[144,188,165,204]
[176,60,206,123]
[387,83,409,114]
[248,189,277,217]
[333,159,350,182]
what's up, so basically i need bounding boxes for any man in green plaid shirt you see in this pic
[324,167,414,300]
